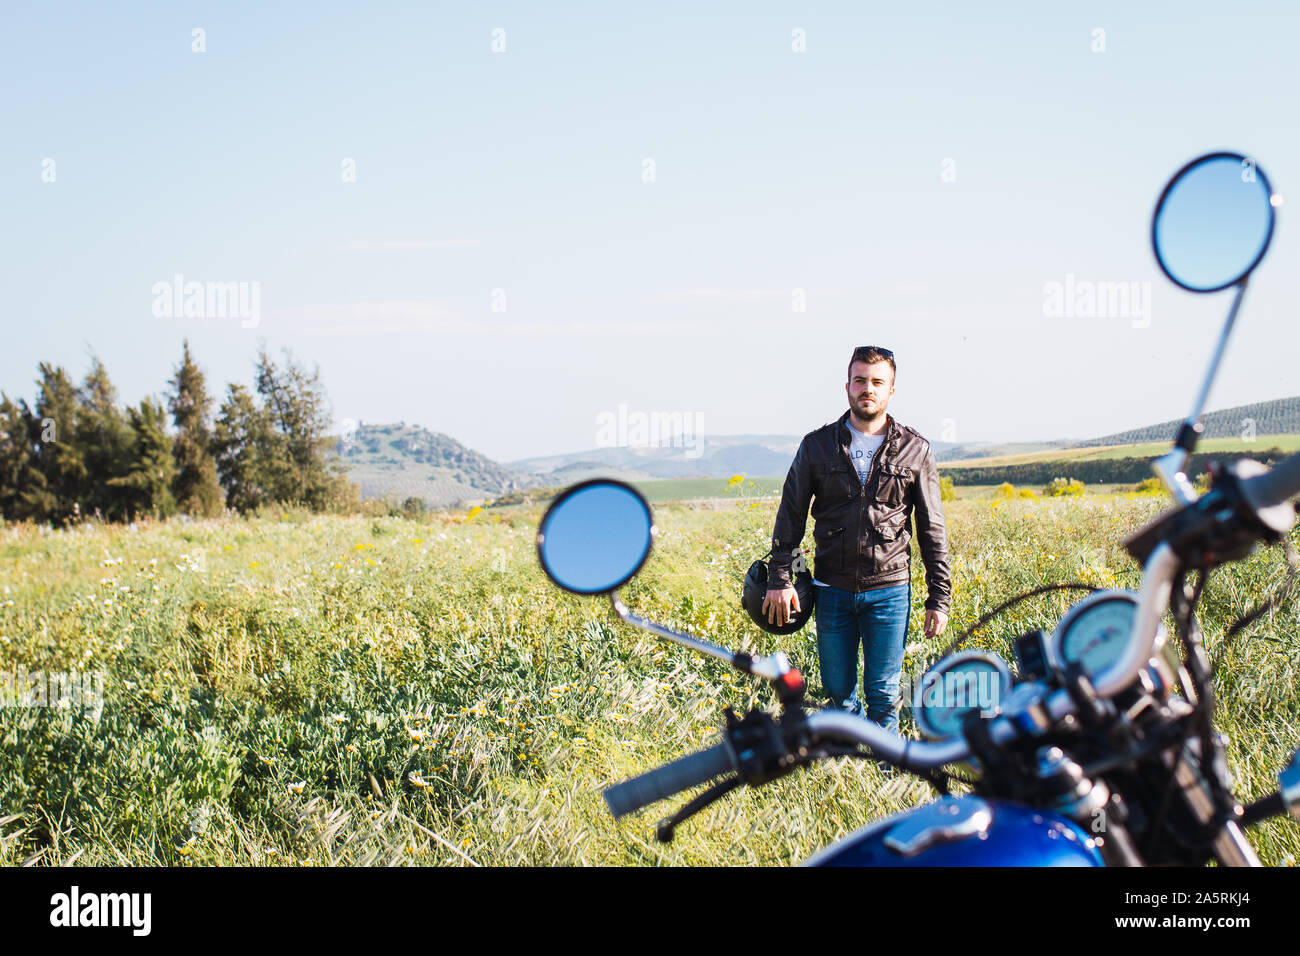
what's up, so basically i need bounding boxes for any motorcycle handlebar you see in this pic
[603,740,737,818]
[804,710,973,769]
[1241,448,1300,511]
[601,712,965,822]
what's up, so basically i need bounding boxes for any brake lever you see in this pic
[655,705,797,844]
[656,776,743,843]
[653,744,850,843]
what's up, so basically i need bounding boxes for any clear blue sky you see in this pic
[3,1,1298,462]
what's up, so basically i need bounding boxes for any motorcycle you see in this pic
[534,151,1300,866]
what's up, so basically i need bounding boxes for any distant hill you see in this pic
[939,395,1300,466]
[1070,396,1300,447]
[934,440,1072,463]
[508,434,797,479]
[332,422,546,509]
[508,429,972,478]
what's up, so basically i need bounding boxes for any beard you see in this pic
[850,396,886,426]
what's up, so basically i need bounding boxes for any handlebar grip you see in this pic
[602,741,737,818]
[1242,449,1300,511]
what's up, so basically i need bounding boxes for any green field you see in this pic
[512,459,1229,507]
[943,434,1300,468]
[631,476,786,502]
[1,491,1298,866]
[634,477,1136,502]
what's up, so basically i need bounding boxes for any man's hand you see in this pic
[924,609,948,639]
[762,586,800,628]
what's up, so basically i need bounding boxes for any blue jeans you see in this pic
[814,581,911,733]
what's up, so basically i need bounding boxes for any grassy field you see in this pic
[1,488,1297,866]
[496,470,1178,508]
[634,477,1137,502]
[633,476,786,502]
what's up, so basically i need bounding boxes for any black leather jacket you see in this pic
[768,410,952,615]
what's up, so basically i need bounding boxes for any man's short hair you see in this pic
[847,346,896,384]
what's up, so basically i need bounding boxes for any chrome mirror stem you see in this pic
[1154,280,1250,504]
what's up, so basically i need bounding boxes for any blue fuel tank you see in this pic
[803,795,1104,866]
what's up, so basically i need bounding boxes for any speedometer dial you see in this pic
[913,651,1013,740]
[1049,590,1139,679]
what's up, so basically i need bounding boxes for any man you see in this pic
[762,346,951,734]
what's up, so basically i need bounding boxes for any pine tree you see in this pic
[76,356,135,521]
[167,340,224,517]
[0,393,50,521]
[108,397,177,520]
[213,383,275,513]
[253,347,356,510]
[255,348,317,504]
[33,363,87,523]
[211,348,359,514]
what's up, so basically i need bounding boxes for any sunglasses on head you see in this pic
[853,346,894,361]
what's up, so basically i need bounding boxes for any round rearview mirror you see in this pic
[536,480,655,595]
[1152,151,1276,293]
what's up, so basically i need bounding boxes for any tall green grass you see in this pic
[0,490,1296,866]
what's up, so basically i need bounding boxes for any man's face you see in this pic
[846,360,895,418]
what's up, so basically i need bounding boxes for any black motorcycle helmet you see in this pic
[741,551,816,635]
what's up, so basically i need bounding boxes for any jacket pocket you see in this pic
[806,463,857,509]
[813,524,847,573]
[812,460,857,504]
[874,463,912,507]
[874,513,911,570]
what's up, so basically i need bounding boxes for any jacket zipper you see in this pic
[854,419,893,580]
[859,479,866,578]
[856,440,867,580]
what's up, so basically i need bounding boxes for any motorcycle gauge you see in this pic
[913,651,1013,740]
[1048,590,1142,680]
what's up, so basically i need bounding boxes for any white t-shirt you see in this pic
[813,420,886,587]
